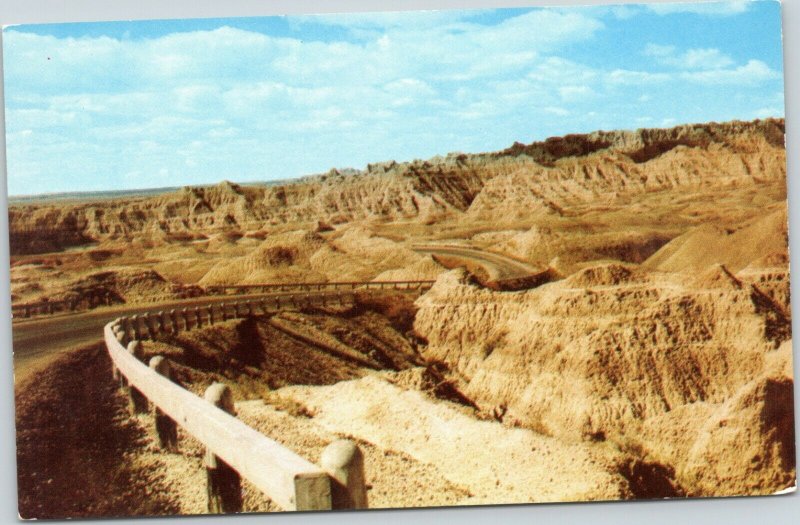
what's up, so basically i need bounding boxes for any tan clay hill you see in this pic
[11,118,795,515]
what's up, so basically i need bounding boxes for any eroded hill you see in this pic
[9,119,785,256]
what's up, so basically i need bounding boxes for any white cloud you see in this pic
[610,5,640,19]
[681,59,780,85]
[754,107,783,119]
[559,85,594,102]
[644,44,734,70]
[680,48,735,69]
[606,69,670,85]
[290,9,488,31]
[384,78,436,97]
[643,43,676,57]
[544,106,570,116]
[647,1,751,16]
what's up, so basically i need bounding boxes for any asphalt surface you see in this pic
[412,245,538,280]
[11,291,340,382]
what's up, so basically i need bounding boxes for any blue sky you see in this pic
[2,1,785,195]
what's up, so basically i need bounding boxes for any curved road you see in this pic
[12,291,341,383]
[13,244,531,382]
[412,245,538,280]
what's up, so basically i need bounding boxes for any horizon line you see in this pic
[7,115,784,200]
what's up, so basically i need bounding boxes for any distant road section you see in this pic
[412,245,538,280]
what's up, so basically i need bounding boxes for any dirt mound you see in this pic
[565,263,639,288]
[373,255,445,281]
[199,230,327,285]
[413,269,794,496]
[644,205,788,273]
[493,225,560,261]
[33,268,179,306]
[491,224,673,271]
[199,227,431,285]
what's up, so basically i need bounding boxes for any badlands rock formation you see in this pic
[414,257,793,496]
[9,119,785,255]
[11,118,793,509]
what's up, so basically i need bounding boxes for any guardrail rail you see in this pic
[103,291,385,512]
[14,280,435,320]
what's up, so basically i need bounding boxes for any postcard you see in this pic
[4,1,794,518]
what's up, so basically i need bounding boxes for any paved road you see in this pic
[412,245,538,280]
[12,291,341,382]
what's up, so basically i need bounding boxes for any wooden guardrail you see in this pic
[202,280,434,296]
[11,291,115,318]
[105,291,372,512]
[12,280,434,320]
[116,294,354,341]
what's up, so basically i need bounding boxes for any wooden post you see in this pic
[209,305,217,325]
[112,322,126,383]
[146,313,158,339]
[158,311,170,335]
[194,307,202,328]
[220,303,228,321]
[320,440,368,509]
[170,309,181,333]
[127,341,148,414]
[204,383,242,513]
[149,357,178,451]
[112,320,126,343]
[182,308,191,330]
[203,306,212,325]
[294,473,334,511]
[130,315,141,339]
[123,317,134,342]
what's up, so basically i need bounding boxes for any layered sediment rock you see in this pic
[413,266,794,496]
[9,119,785,255]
